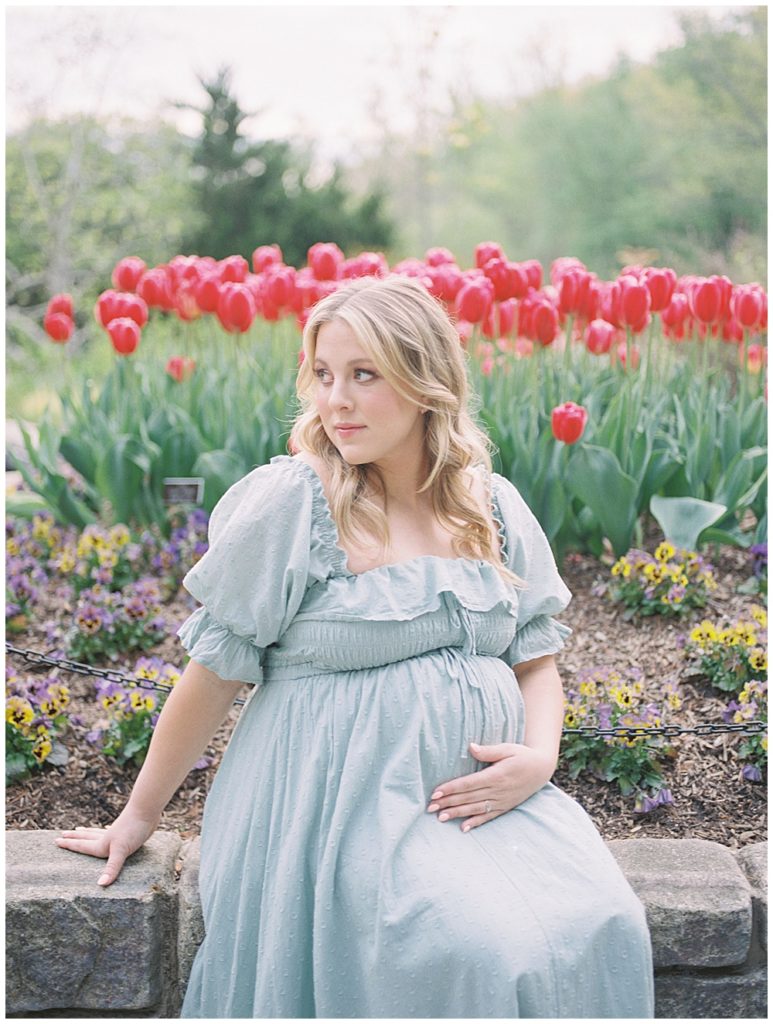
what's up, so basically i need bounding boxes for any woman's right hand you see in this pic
[55,808,160,886]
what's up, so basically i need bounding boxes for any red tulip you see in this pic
[690,278,723,324]
[166,356,196,382]
[308,242,344,281]
[263,266,297,308]
[216,282,256,333]
[643,267,677,312]
[252,245,283,274]
[498,299,517,337]
[731,284,766,330]
[44,311,73,343]
[174,284,200,322]
[111,257,147,292]
[455,278,493,324]
[474,241,505,269]
[219,254,249,283]
[482,258,529,303]
[616,341,641,370]
[137,268,174,310]
[342,252,389,279]
[47,293,74,319]
[722,318,744,344]
[661,293,690,331]
[557,269,593,318]
[584,319,616,355]
[551,401,588,444]
[521,259,543,291]
[94,289,120,327]
[425,263,463,304]
[107,317,140,355]
[618,275,650,333]
[425,247,456,266]
[532,300,559,346]
[195,274,222,314]
[743,343,767,374]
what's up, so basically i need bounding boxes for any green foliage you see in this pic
[471,337,766,561]
[685,608,767,694]
[180,67,394,266]
[560,666,682,806]
[606,544,718,619]
[371,9,766,278]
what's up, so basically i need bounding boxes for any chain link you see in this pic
[6,644,766,735]
[6,644,246,706]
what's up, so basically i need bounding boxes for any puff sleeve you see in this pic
[176,460,315,686]
[492,473,573,667]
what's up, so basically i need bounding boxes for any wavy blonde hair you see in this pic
[291,275,519,582]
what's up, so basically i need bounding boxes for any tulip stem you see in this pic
[740,328,749,405]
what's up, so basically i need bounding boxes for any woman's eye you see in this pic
[314,368,332,383]
[353,368,376,382]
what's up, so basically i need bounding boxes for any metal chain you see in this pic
[5,644,246,706]
[6,644,765,735]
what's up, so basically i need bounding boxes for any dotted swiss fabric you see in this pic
[177,455,654,1019]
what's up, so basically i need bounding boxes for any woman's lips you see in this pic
[335,425,365,438]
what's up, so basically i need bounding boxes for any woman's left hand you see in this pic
[427,741,556,832]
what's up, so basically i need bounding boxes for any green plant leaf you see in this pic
[649,495,727,550]
[566,445,638,556]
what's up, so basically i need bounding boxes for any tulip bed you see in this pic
[6,239,767,838]
[23,241,767,568]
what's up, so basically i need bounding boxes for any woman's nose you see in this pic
[329,378,354,409]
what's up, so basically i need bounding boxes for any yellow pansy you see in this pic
[733,622,758,646]
[750,605,767,629]
[97,548,118,569]
[655,541,676,563]
[719,629,741,647]
[6,537,20,556]
[667,692,682,710]
[109,524,131,547]
[6,696,34,729]
[690,620,718,646]
[32,735,52,764]
[32,516,52,541]
[748,648,767,673]
[579,680,597,698]
[643,563,665,584]
[611,558,631,578]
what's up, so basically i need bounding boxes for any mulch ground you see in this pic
[6,539,767,849]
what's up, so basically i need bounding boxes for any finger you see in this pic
[55,837,108,857]
[469,741,515,762]
[430,771,493,801]
[58,829,106,839]
[429,787,491,812]
[460,809,499,832]
[438,800,494,823]
[98,845,128,887]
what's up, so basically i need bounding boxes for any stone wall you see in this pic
[6,831,767,1018]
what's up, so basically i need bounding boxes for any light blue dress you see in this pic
[177,455,654,1019]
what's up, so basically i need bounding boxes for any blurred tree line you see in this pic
[6,6,766,354]
[369,7,766,280]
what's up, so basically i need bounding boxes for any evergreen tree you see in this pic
[180,67,393,266]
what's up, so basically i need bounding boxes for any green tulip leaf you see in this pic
[649,495,727,550]
[566,445,638,556]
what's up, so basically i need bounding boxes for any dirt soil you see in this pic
[6,541,767,850]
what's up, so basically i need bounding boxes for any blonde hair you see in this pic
[291,275,518,582]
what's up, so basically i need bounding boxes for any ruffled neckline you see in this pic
[270,455,511,581]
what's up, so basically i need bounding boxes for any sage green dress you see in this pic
[177,455,654,1018]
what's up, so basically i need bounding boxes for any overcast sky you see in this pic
[6,3,745,159]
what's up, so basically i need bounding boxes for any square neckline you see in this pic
[281,455,510,579]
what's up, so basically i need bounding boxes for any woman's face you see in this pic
[313,319,426,471]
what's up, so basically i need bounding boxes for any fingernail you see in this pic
[427,803,439,813]
[97,875,109,886]
[438,813,449,822]
[462,824,471,833]
[470,742,480,749]
[431,790,443,800]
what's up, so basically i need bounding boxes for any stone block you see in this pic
[736,842,768,954]
[177,837,205,995]
[608,838,752,968]
[655,965,768,1019]
[6,829,181,1014]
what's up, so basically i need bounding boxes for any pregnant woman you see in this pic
[57,274,654,1018]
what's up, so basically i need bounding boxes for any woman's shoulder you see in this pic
[209,456,318,534]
